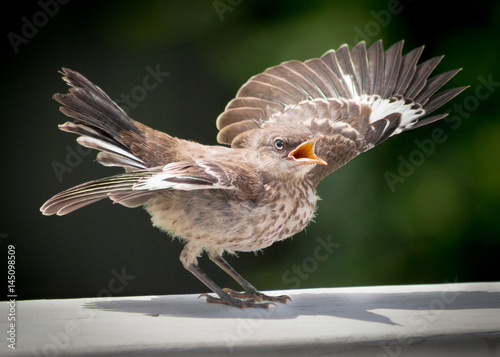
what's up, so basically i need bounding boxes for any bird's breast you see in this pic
[274,182,318,241]
[144,182,318,252]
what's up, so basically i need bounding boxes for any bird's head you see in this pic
[249,125,328,177]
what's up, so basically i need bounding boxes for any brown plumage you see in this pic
[41,40,466,308]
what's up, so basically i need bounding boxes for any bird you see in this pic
[41,40,466,308]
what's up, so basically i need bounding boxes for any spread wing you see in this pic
[41,159,260,216]
[216,40,467,185]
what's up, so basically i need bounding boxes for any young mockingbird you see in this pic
[41,40,466,308]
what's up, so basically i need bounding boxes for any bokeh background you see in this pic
[2,0,499,300]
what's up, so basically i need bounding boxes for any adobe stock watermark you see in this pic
[377,277,461,357]
[31,304,95,357]
[51,143,92,183]
[282,235,341,289]
[223,307,274,354]
[114,64,169,115]
[32,267,135,356]
[7,0,70,54]
[384,74,499,192]
[96,267,136,297]
[6,244,16,350]
[213,0,243,21]
[353,0,407,44]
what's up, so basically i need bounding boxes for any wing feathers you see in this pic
[217,40,464,149]
[393,46,424,95]
[216,107,267,130]
[367,40,385,95]
[334,44,361,97]
[405,56,443,99]
[417,86,467,118]
[382,41,404,98]
[214,40,465,186]
[43,42,466,217]
[217,120,261,145]
[236,79,292,106]
[41,158,247,216]
[350,41,369,95]
[304,58,353,98]
[41,172,152,216]
[280,61,330,99]
[224,97,283,115]
[414,69,462,105]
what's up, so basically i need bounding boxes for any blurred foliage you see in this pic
[1,0,499,300]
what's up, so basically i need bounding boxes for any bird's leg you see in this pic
[210,255,290,304]
[186,263,272,308]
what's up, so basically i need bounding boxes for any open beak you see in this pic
[288,136,327,165]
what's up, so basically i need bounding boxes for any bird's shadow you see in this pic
[85,289,500,326]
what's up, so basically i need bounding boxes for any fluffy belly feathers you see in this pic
[145,184,318,253]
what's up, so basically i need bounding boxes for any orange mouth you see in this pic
[288,137,327,165]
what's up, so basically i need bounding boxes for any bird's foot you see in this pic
[198,293,274,308]
[222,288,291,304]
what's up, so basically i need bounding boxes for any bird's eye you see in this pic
[274,138,285,150]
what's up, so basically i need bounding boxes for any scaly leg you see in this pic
[209,255,290,304]
[186,263,273,308]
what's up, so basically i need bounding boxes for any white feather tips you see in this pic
[132,160,229,192]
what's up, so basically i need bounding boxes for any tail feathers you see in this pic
[54,68,149,170]
[54,68,178,169]
[40,171,159,216]
[59,122,146,170]
[55,68,140,139]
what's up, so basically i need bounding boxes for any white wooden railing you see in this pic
[3,282,500,356]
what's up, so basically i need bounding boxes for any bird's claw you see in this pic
[222,288,291,304]
[198,292,277,308]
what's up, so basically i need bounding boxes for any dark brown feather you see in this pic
[404,56,442,99]
[394,46,424,95]
[335,44,362,96]
[367,40,385,95]
[350,41,369,95]
[382,41,403,98]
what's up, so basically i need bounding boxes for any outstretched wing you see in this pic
[40,159,257,216]
[216,40,467,185]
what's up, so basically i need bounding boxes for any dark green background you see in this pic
[2,0,499,300]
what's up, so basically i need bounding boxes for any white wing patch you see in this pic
[133,160,230,192]
[360,94,425,134]
[132,171,186,191]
